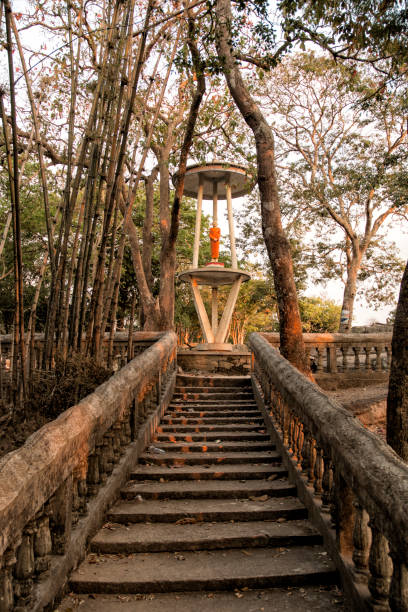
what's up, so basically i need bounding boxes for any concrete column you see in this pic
[327,346,338,373]
[225,181,237,268]
[190,278,215,343]
[212,181,218,227]
[215,276,243,343]
[192,176,204,268]
[211,287,218,335]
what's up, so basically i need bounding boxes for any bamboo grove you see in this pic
[0,0,206,404]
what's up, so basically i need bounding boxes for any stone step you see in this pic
[69,546,338,594]
[176,375,251,388]
[107,496,307,524]
[59,373,344,612]
[165,412,261,421]
[139,451,281,466]
[161,416,263,425]
[173,392,254,401]
[175,386,252,394]
[59,585,346,611]
[91,519,322,554]
[171,398,256,405]
[157,423,265,433]
[145,440,273,453]
[155,431,269,442]
[121,478,295,500]
[130,464,287,481]
[169,399,258,410]
[166,406,261,418]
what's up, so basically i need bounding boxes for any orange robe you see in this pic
[209,226,221,260]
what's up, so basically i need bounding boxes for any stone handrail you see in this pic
[0,331,177,611]
[249,332,408,611]
[261,332,392,373]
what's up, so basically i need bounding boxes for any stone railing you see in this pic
[0,331,177,611]
[261,332,392,373]
[249,332,408,612]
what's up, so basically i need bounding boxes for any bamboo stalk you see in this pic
[3,0,26,402]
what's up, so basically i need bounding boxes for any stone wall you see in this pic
[177,349,251,375]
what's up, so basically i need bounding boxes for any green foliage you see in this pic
[0,161,59,332]
[357,240,406,308]
[230,272,277,342]
[279,0,408,76]
[299,297,341,333]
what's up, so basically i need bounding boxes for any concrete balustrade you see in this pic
[261,332,392,373]
[0,332,177,611]
[249,332,408,611]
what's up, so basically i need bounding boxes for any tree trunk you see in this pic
[3,0,26,400]
[142,167,159,291]
[387,260,408,461]
[158,7,205,331]
[338,257,360,333]
[214,0,308,372]
[119,190,162,330]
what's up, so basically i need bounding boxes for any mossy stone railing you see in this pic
[0,331,177,611]
[262,332,392,373]
[249,332,408,612]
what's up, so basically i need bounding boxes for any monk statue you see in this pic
[209,224,221,261]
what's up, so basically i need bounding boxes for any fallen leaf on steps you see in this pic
[249,494,269,502]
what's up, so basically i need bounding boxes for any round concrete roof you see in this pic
[180,162,253,200]
[179,266,251,286]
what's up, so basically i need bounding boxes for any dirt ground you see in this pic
[316,372,388,439]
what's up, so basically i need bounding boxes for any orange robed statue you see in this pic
[209,225,221,261]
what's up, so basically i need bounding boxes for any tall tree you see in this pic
[278,0,408,457]
[119,3,206,331]
[262,52,407,331]
[213,0,309,373]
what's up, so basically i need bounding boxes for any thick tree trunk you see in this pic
[338,258,360,333]
[387,260,408,461]
[214,0,308,372]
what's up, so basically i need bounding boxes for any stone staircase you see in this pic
[59,374,345,611]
